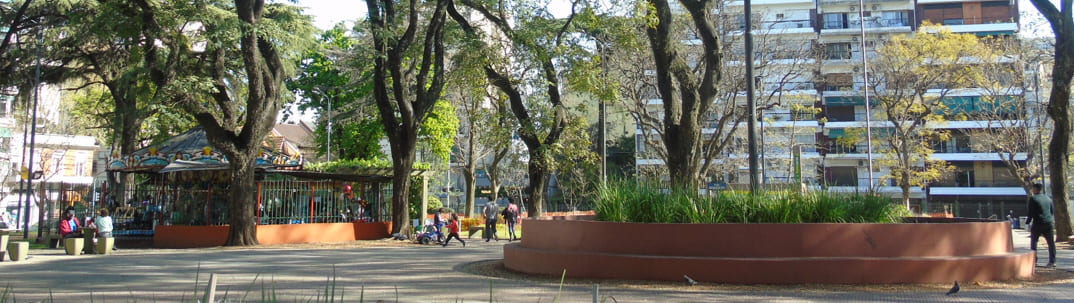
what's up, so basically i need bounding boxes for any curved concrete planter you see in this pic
[504,216,1033,284]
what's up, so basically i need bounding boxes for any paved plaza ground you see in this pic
[1,229,1074,302]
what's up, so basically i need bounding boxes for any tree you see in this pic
[641,0,733,190]
[1027,0,1074,240]
[959,37,1051,197]
[553,115,599,211]
[447,0,599,217]
[448,77,496,217]
[288,23,385,161]
[162,1,315,245]
[51,0,194,200]
[365,0,451,234]
[864,25,978,208]
[481,96,522,207]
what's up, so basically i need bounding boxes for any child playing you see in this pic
[442,214,465,247]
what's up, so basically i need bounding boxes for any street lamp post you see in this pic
[745,0,761,193]
[857,0,875,190]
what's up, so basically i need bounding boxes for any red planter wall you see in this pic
[153,222,392,248]
[504,217,1034,284]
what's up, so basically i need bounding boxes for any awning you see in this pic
[158,160,229,173]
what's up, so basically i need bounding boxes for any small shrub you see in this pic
[595,181,909,224]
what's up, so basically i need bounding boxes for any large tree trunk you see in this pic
[113,92,145,205]
[389,166,413,235]
[463,130,477,217]
[1047,39,1072,241]
[225,153,258,246]
[901,173,912,210]
[526,158,549,218]
[664,124,703,189]
[388,131,418,235]
[463,162,476,217]
[1027,0,1074,244]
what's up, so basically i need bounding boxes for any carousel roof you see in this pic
[107,127,302,173]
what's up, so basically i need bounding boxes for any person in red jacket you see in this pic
[59,211,82,238]
[442,214,465,247]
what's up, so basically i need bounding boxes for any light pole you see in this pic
[1034,63,1046,192]
[857,0,875,190]
[745,0,760,193]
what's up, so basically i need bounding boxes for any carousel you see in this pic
[105,127,399,248]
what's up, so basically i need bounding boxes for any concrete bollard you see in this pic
[0,234,8,256]
[95,237,114,255]
[7,241,28,261]
[64,238,84,256]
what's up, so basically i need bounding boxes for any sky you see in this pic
[296,0,1054,35]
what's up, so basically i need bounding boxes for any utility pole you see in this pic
[857,0,875,190]
[745,0,760,193]
[22,28,43,239]
[1035,63,1046,192]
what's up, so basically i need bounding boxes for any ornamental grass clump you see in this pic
[595,181,909,224]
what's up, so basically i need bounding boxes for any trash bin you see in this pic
[1020,216,1029,230]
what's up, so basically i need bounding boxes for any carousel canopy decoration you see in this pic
[108,127,302,172]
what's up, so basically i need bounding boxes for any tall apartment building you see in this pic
[636,0,1029,217]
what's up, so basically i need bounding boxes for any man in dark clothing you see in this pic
[1026,183,1056,267]
[482,200,500,242]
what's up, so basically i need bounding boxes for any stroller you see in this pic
[416,221,444,245]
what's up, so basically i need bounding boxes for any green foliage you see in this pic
[287,23,386,161]
[595,180,910,224]
[408,177,443,219]
[419,100,459,161]
[313,118,386,161]
[305,158,431,173]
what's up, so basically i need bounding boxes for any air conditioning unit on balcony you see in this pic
[852,36,859,42]
[858,160,866,167]
[853,66,860,72]
[871,4,879,10]
[849,5,858,11]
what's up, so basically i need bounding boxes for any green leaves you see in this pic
[419,99,459,161]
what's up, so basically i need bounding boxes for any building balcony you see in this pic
[929,187,1026,196]
[931,153,1029,162]
[819,0,912,5]
[946,23,1018,35]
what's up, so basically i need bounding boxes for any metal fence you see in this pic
[257,179,388,225]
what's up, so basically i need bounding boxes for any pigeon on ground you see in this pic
[684,275,698,286]
[946,281,960,295]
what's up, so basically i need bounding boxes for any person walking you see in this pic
[482,200,500,242]
[1026,183,1056,267]
[503,199,520,241]
[442,214,465,247]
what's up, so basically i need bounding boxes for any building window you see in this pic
[826,166,858,186]
[981,1,1012,23]
[880,11,909,27]
[922,3,963,25]
[52,152,63,176]
[825,43,852,60]
[823,13,847,29]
